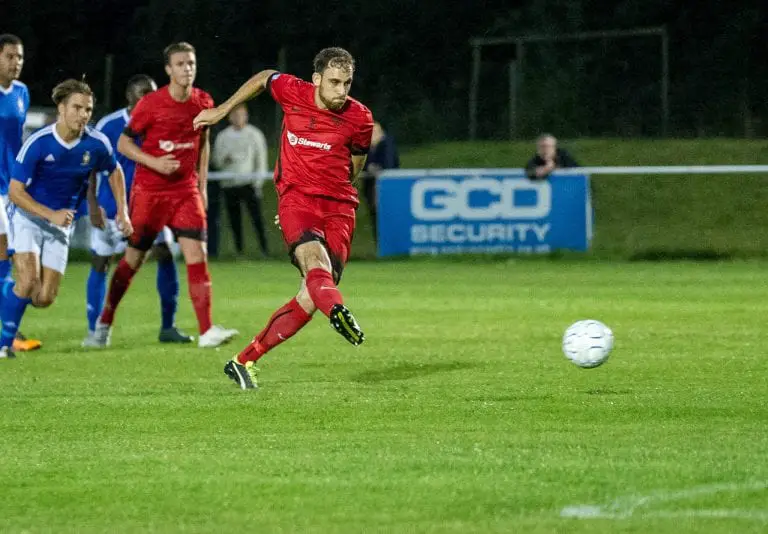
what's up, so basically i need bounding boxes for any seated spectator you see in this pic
[525,133,579,180]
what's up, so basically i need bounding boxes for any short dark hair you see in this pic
[126,74,156,100]
[313,47,355,75]
[164,42,195,65]
[0,34,23,51]
[51,79,94,106]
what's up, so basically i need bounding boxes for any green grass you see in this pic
[1,259,767,532]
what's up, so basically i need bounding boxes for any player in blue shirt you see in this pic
[0,79,132,358]
[0,33,42,354]
[82,75,191,347]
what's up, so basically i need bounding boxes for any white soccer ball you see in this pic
[562,320,614,368]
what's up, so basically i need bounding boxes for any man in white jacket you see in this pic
[212,104,270,256]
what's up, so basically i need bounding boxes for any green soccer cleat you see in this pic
[224,359,258,390]
[329,304,365,346]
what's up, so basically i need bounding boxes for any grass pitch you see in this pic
[1,259,766,533]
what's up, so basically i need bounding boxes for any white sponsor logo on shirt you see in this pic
[286,130,331,151]
[44,154,55,162]
[159,140,195,152]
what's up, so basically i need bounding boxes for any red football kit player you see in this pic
[194,47,373,389]
[93,42,238,349]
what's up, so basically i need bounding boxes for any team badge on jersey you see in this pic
[81,151,91,166]
[159,140,175,152]
[17,97,24,113]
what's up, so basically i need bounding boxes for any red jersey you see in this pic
[125,85,213,193]
[269,73,373,204]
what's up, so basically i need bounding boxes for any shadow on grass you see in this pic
[629,249,733,261]
[351,361,477,383]
[463,394,555,402]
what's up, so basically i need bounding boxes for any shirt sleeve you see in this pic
[268,73,300,110]
[351,112,374,156]
[12,136,42,184]
[124,95,152,137]
[97,145,118,175]
[201,91,215,110]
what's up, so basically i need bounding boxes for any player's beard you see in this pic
[319,91,346,111]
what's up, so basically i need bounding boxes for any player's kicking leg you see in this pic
[152,228,192,344]
[224,280,315,389]
[224,243,364,391]
[296,240,364,346]
[224,199,362,390]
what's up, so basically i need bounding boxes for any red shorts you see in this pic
[278,190,356,282]
[129,187,207,250]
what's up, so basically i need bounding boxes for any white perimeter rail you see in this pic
[208,166,768,182]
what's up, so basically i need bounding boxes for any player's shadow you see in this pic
[351,361,476,383]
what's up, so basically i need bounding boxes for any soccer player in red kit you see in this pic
[194,47,373,389]
[93,42,238,348]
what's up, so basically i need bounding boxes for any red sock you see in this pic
[100,258,137,325]
[187,262,212,335]
[237,298,312,364]
[305,268,343,317]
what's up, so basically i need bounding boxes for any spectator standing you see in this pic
[362,121,399,243]
[212,104,270,257]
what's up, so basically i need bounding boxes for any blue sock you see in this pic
[86,267,107,332]
[0,284,31,348]
[156,259,179,330]
[0,259,11,308]
[0,259,11,281]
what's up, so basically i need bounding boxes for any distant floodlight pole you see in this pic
[508,59,517,139]
[469,44,481,140]
[661,26,669,137]
[103,54,114,111]
[469,27,670,139]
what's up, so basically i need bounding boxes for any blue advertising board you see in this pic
[376,170,592,257]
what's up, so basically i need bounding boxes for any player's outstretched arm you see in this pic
[9,180,73,227]
[193,69,278,130]
[106,165,133,237]
[117,133,179,175]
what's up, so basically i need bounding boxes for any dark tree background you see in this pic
[4,0,768,142]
